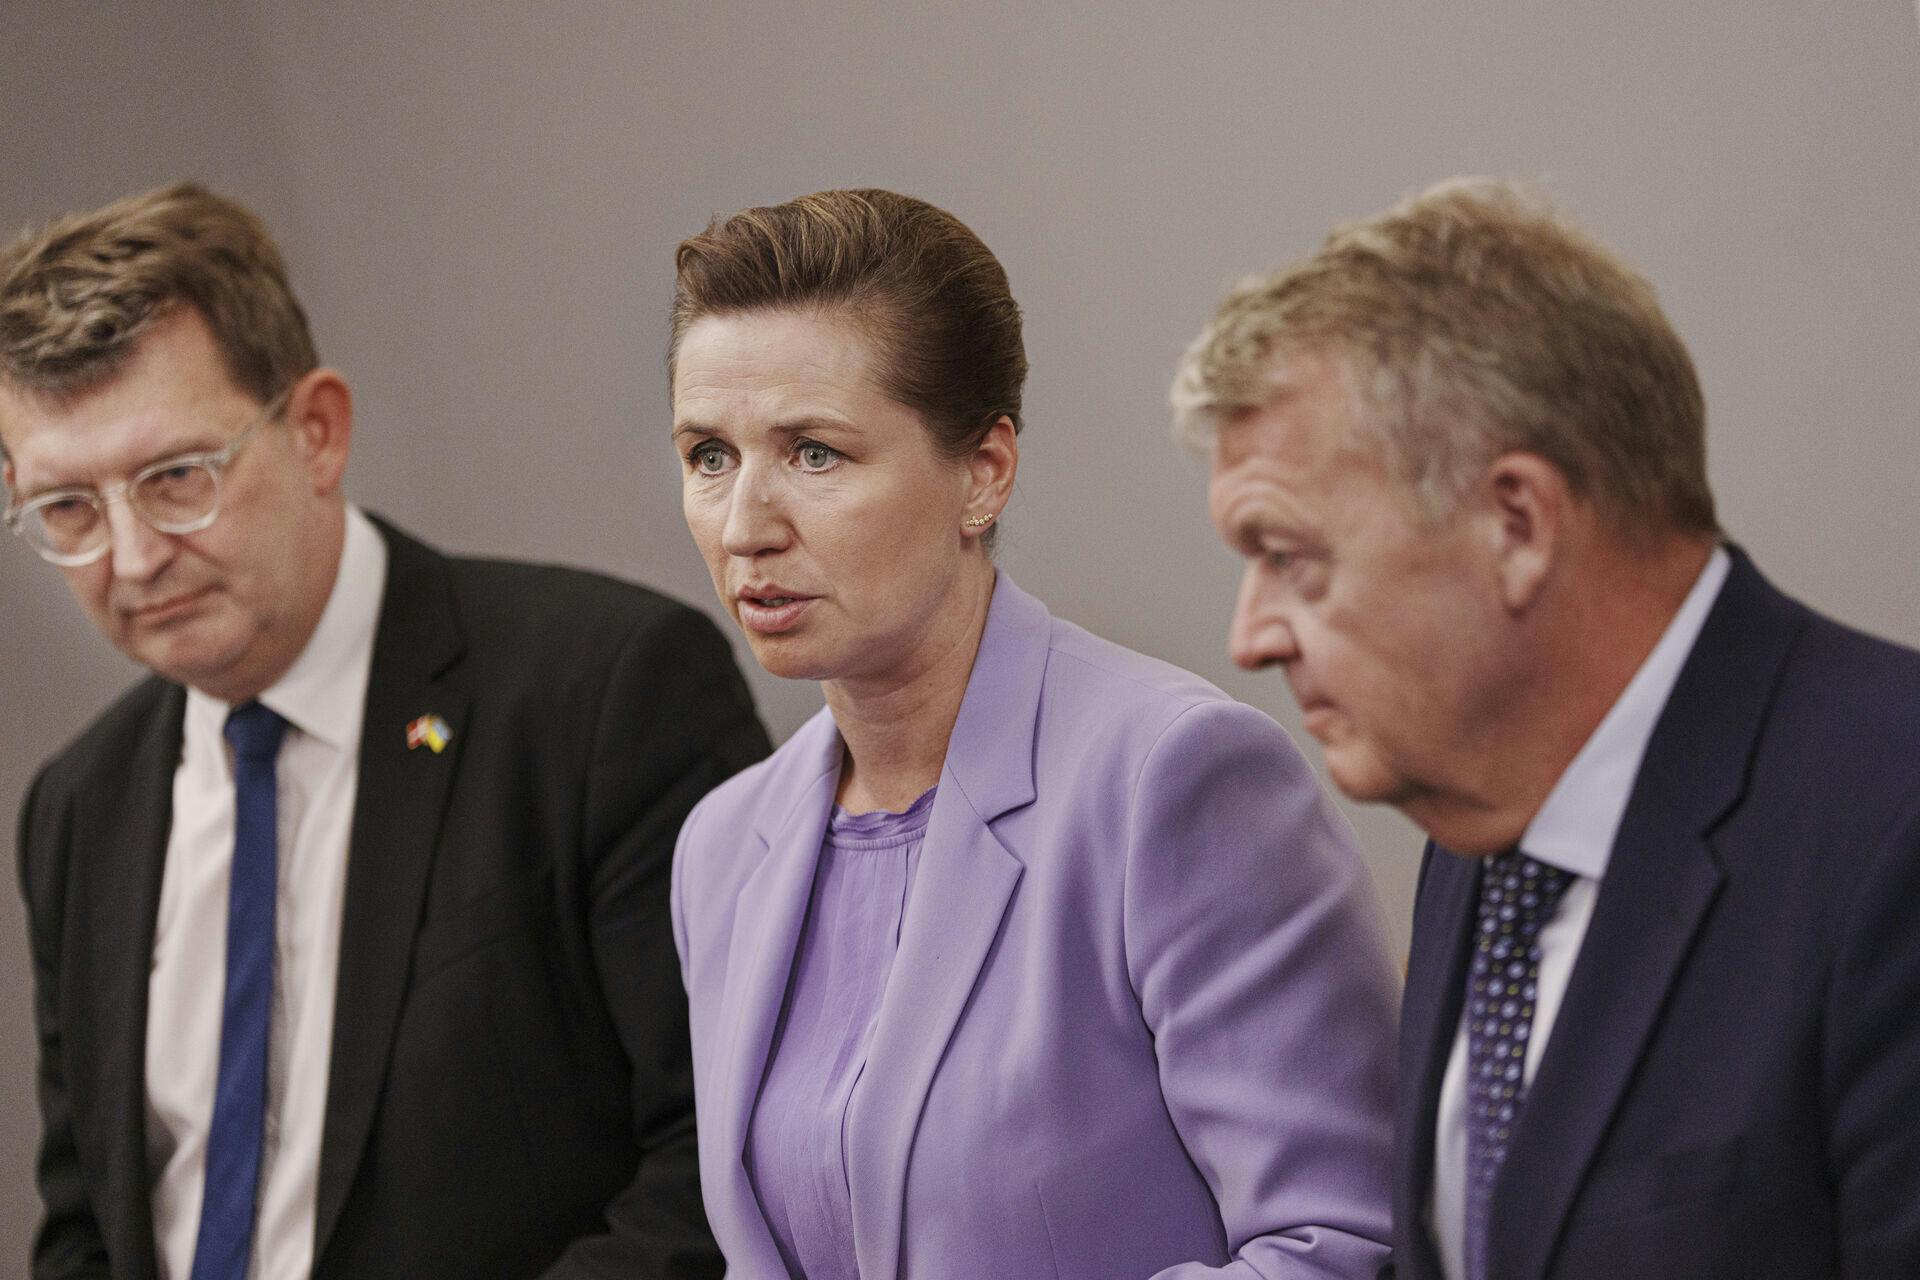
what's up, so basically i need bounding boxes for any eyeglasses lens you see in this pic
[134,463,219,527]
[24,498,101,558]
[20,461,219,559]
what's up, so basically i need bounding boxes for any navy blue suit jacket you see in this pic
[1394,547,1920,1278]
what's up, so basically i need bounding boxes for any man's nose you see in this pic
[101,494,176,584]
[1228,563,1298,671]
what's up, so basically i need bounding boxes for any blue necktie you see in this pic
[190,701,288,1280]
[1463,849,1572,1280]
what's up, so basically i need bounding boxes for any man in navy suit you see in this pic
[1175,177,1920,1278]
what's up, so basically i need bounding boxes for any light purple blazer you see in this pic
[672,574,1397,1279]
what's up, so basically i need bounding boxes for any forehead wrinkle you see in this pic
[1212,420,1356,559]
[1209,469,1278,550]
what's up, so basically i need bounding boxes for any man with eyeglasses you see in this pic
[0,183,766,1280]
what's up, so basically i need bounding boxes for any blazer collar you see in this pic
[68,678,182,1280]
[716,572,1047,1279]
[932,570,1048,819]
[1395,846,1481,1280]
[312,515,471,1261]
[738,569,1051,852]
[1488,545,1810,1278]
[708,706,843,1272]
[848,573,1043,1276]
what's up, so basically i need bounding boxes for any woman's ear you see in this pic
[960,415,1018,536]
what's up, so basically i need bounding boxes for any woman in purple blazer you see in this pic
[666,188,1397,1279]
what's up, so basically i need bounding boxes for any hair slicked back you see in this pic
[670,188,1026,463]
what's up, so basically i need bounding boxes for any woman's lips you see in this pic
[736,593,815,634]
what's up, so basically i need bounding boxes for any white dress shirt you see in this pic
[1429,546,1729,1280]
[146,507,387,1280]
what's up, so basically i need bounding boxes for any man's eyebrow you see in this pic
[1229,517,1272,554]
[11,436,229,501]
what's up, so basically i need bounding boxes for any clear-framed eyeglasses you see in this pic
[4,388,291,567]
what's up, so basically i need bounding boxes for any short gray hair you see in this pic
[1172,177,1717,541]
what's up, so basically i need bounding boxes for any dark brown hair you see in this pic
[0,181,317,405]
[671,188,1026,461]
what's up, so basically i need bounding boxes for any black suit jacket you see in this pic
[17,518,770,1279]
[1393,547,1920,1279]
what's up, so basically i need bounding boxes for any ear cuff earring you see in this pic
[962,513,997,529]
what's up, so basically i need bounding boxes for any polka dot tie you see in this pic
[1463,849,1573,1280]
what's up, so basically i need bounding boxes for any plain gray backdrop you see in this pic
[3,0,1917,1263]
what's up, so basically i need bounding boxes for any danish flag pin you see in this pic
[406,714,452,754]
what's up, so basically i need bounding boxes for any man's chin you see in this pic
[123,629,248,698]
[1321,746,1410,807]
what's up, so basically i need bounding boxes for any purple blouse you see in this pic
[745,787,935,1280]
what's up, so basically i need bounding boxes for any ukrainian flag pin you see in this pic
[405,714,453,754]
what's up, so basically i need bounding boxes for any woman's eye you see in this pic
[795,441,839,471]
[688,443,731,475]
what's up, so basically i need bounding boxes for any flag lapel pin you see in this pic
[405,713,453,754]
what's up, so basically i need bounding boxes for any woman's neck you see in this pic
[825,563,996,814]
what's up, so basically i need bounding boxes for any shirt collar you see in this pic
[1521,544,1730,882]
[185,505,388,751]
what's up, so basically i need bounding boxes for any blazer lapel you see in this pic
[312,522,469,1259]
[1490,546,1809,1280]
[1394,844,1483,1280]
[708,713,842,1272]
[65,680,181,1280]
[847,574,1047,1280]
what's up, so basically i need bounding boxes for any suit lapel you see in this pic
[66,680,181,1280]
[845,788,1022,1278]
[847,574,1047,1280]
[1490,546,1809,1279]
[709,712,842,1273]
[1394,844,1482,1280]
[312,522,469,1259]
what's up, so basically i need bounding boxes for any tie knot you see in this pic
[1479,848,1574,928]
[224,701,288,762]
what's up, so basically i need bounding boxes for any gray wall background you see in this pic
[3,0,1917,1262]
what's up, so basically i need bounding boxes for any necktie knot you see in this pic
[1480,848,1573,933]
[224,701,288,763]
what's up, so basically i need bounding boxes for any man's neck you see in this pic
[196,502,349,705]
[1416,533,1718,856]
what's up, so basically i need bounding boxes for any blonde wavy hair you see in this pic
[1172,178,1717,542]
